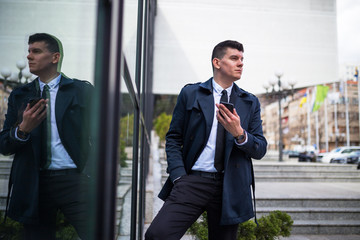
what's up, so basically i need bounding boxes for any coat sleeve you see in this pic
[235,97,267,160]
[0,91,28,155]
[165,87,188,182]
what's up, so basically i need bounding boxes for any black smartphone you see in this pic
[28,97,42,108]
[220,101,234,113]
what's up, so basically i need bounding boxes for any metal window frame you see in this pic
[92,0,155,239]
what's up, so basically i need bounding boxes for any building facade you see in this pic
[261,80,360,153]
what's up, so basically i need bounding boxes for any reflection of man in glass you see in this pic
[0,33,93,239]
[145,40,267,240]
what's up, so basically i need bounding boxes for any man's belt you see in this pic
[40,168,79,176]
[190,170,224,180]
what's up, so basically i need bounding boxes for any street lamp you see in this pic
[0,59,32,90]
[16,60,26,81]
[22,69,33,83]
[264,71,296,162]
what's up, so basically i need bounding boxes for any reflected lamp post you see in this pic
[263,71,296,162]
[0,61,33,130]
[1,59,33,90]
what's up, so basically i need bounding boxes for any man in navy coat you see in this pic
[0,33,93,239]
[145,40,267,240]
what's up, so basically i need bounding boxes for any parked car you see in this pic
[319,146,360,163]
[330,150,360,164]
[284,150,300,158]
[298,151,316,162]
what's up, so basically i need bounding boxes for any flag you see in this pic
[299,93,307,107]
[355,67,359,81]
[312,85,329,112]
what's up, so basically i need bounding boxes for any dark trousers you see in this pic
[23,171,89,240]
[145,174,238,240]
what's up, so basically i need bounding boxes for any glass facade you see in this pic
[89,0,155,239]
[0,0,155,239]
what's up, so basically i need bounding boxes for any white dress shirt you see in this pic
[191,78,247,173]
[38,75,77,170]
[16,75,76,170]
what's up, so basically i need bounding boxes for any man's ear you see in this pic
[212,58,221,70]
[52,52,61,64]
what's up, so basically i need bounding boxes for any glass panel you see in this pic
[123,0,139,93]
[0,1,97,239]
[116,77,135,239]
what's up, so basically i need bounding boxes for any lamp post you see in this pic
[263,71,296,162]
[16,60,26,82]
[0,60,32,90]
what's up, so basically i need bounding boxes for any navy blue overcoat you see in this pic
[159,78,267,225]
[0,74,93,224]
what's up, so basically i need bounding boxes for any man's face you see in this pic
[215,48,244,81]
[27,41,59,75]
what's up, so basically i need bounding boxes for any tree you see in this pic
[153,112,172,143]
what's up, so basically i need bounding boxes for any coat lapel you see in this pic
[55,75,74,133]
[198,79,214,139]
[22,80,43,162]
[230,84,252,132]
[225,84,253,154]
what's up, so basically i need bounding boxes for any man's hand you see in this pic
[216,103,244,138]
[18,99,48,133]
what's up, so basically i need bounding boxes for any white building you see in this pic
[153,0,338,94]
[339,63,360,81]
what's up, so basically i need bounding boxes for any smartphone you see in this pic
[220,101,234,113]
[28,97,42,108]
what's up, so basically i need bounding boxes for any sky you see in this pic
[337,0,360,64]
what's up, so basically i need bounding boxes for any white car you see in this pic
[319,146,360,163]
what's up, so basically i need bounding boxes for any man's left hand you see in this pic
[216,103,244,138]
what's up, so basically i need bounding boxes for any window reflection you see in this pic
[0,1,97,239]
[0,0,155,238]
[123,0,139,91]
[116,78,134,239]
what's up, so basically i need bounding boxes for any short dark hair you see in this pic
[211,40,244,61]
[28,33,60,53]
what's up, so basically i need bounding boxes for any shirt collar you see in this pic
[212,78,233,96]
[39,74,61,90]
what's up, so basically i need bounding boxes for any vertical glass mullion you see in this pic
[138,0,149,237]
[93,0,124,239]
[130,0,144,239]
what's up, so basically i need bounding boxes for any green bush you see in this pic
[153,112,172,143]
[237,220,257,240]
[0,212,23,240]
[119,139,128,167]
[188,210,293,240]
[55,211,79,240]
[0,211,78,240]
[188,212,208,240]
[119,113,134,146]
[118,113,134,167]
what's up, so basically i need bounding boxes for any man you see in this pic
[0,33,93,239]
[145,40,267,240]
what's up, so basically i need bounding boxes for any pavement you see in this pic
[280,235,360,240]
[256,181,360,199]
